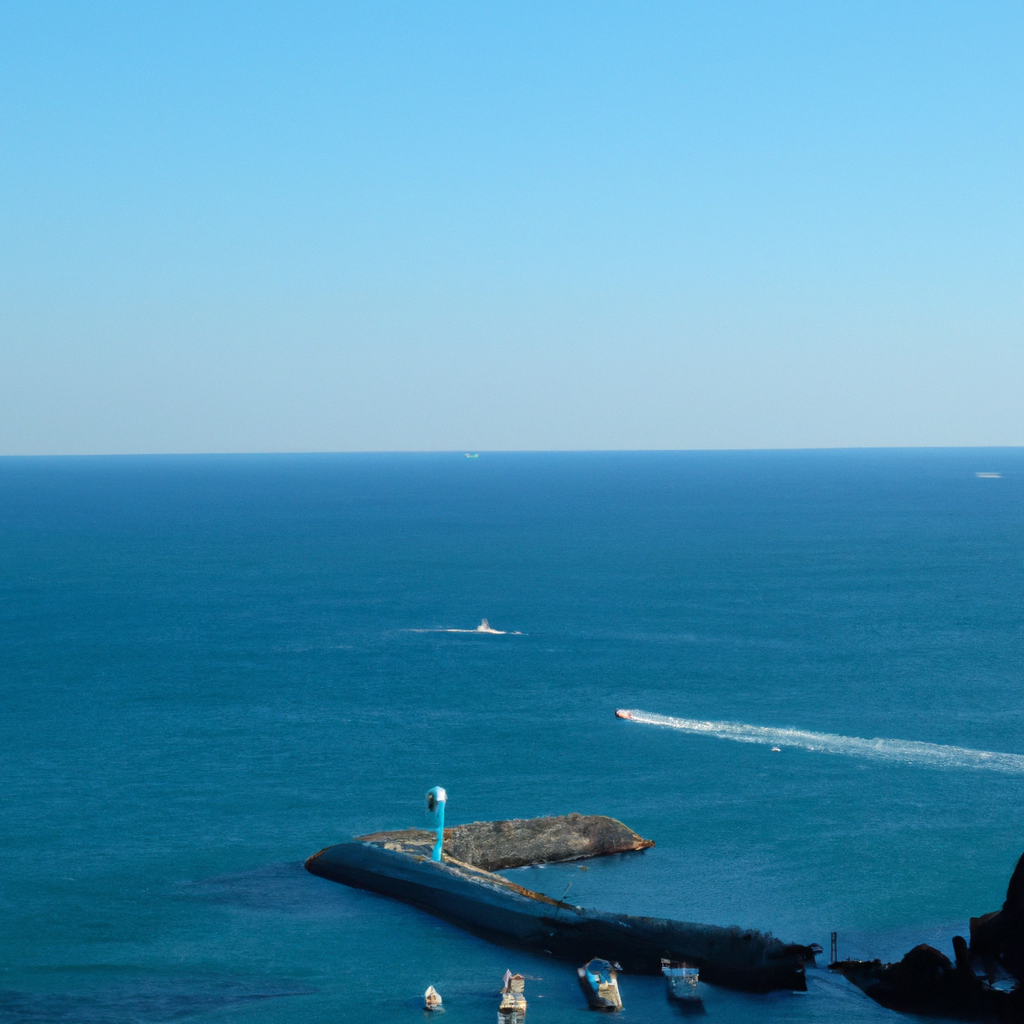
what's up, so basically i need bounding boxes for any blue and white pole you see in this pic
[425,786,447,862]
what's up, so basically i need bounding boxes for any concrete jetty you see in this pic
[306,814,816,993]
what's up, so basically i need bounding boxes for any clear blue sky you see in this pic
[2,1,1021,454]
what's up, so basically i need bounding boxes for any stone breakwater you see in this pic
[306,815,816,993]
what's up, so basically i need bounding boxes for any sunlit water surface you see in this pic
[3,450,1023,1023]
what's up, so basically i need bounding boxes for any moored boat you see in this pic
[577,958,623,1011]
[498,970,527,1023]
[423,985,443,1011]
[661,959,704,1013]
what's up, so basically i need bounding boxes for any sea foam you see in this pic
[618,709,1024,774]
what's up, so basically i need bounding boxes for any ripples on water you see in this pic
[2,450,1023,1023]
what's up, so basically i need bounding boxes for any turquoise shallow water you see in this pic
[2,449,1023,1023]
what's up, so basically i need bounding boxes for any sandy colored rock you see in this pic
[355,813,654,871]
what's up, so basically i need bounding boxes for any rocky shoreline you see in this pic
[831,852,1024,1021]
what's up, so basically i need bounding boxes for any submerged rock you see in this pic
[355,813,654,871]
[831,852,1024,1022]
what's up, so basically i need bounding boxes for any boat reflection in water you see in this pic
[498,970,527,1024]
[662,960,705,1014]
[577,958,623,1011]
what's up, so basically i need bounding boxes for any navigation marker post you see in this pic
[426,786,447,861]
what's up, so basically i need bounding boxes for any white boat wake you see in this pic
[614,709,1024,775]
[409,619,524,635]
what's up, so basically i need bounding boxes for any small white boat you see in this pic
[498,970,527,1023]
[423,985,443,1011]
[476,619,505,634]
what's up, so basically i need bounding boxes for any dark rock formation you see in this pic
[831,852,1024,1022]
[355,813,655,871]
[971,852,1024,986]
[831,944,1021,1021]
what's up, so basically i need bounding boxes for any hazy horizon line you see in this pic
[2,445,1022,460]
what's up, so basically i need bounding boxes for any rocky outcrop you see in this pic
[831,852,1024,1021]
[970,852,1024,986]
[831,943,1021,1020]
[355,813,654,871]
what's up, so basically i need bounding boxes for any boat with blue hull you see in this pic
[305,841,815,993]
[577,958,623,1010]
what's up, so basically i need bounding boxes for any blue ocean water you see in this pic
[2,449,1023,1024]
